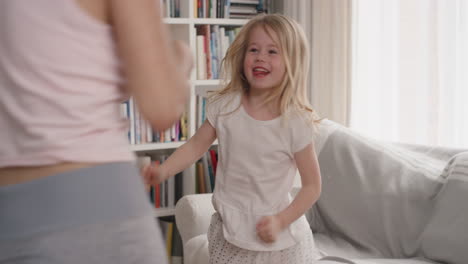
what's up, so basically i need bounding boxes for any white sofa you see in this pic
[175,120,468,264]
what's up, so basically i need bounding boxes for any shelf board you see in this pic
[154,207,175,217]
[163,18,248,26]
[193,18,248,25]
[164,18,191,24]
[130,141,186,152]
[130,141,216,152]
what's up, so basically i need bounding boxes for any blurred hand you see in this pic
[256,215,283,243]
[173,40,194,79]
[141,163,168,190]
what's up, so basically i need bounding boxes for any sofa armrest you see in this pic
[175,193,215,245]
[184,234,210,264]
[175,189,300,257]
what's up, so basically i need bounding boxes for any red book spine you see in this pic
[153,160,161,208]
[209,149,217,175]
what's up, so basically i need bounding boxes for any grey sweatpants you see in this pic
[0,215,167,264]
[0,162,168,264]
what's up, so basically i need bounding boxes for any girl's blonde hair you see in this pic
[212,13,319,124]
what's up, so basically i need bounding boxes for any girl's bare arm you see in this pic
[158,121,217,182]
[277,142,322,229]
[256,142,321,243]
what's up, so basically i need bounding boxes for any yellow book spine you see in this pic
[166,222,174,260]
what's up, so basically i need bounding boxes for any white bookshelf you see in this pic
[164,18,191,24]
[138,1,283,262]
[131,141,186,152]
[154,207,176,218]
[131,1,254,218]
[165,18,248,26]
[192,18,248,25]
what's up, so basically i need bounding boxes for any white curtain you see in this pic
[351,0,468,148]
[282,0,352,126]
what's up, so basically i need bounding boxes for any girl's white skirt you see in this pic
[208,213,322,264]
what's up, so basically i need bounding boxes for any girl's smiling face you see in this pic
[243,25,286,93]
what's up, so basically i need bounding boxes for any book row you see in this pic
[195,0,272,19]
[161,0,181,18]
[136,149,218,210]
[196,24,242,80]
[196,86,220,128]
[196,149,218,194]
[137,155,183,209]
[121,99,188,145]
[161,0,272,19]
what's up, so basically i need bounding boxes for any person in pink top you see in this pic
[143,14,323,264]
[0,0,192,263]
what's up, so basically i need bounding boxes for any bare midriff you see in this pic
[0,162,100,186]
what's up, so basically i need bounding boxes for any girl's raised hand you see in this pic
[256,215,283,243]
[141,163,168,189]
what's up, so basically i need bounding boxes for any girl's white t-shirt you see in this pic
[206,91,314,251]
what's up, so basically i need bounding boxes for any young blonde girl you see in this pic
[144,14,322,264]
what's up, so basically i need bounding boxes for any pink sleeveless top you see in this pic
[0,0,135,167]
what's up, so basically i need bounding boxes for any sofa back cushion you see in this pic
[310,120,463,258]
[420,152,468,264]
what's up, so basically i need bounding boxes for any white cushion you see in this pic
[311,121,462,258]
[420,152,468,264]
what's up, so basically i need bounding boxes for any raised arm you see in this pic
[256,142,322,243]
[143,120,217,186]
[111,0,193,130]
